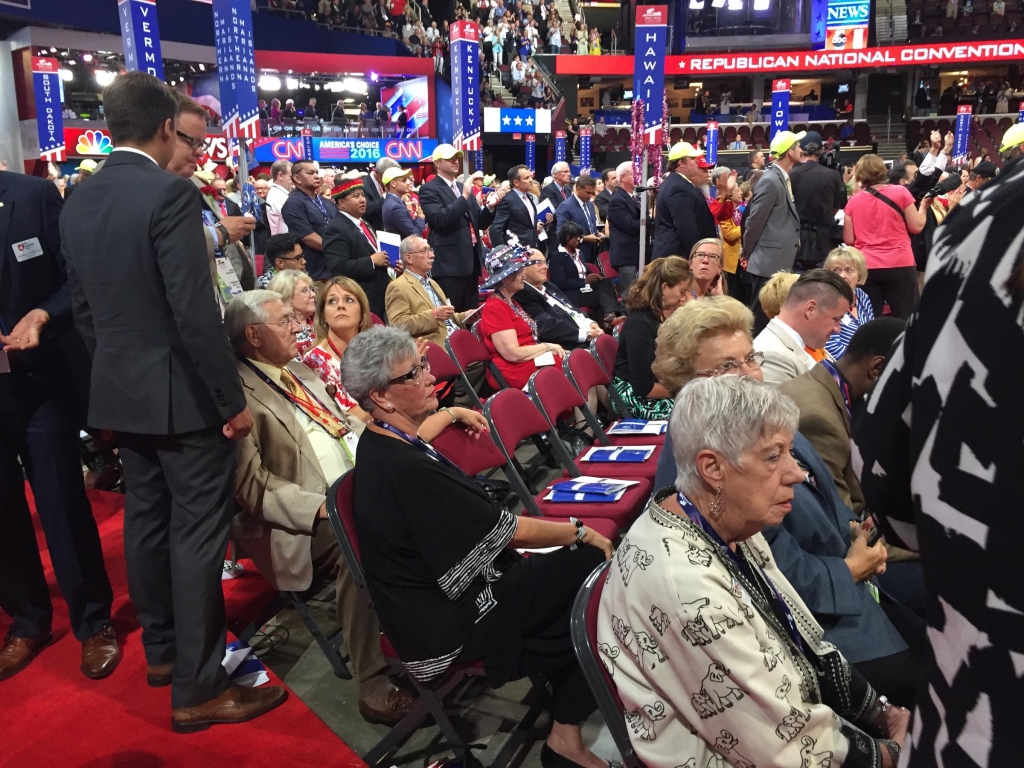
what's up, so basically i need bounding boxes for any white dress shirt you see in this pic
[266,183,291,235]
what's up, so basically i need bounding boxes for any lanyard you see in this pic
[676,491,806,654]
[309,193,329,221]
[496,293,538,342]
[372,420,468,476]
[327,336,346,361]
[244,359,355,463]
[820,359,852,420]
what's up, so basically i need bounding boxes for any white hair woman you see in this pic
[598,375,910,768]
[822,245,874,360]
[343,326,615,768]
[267,269,317,358]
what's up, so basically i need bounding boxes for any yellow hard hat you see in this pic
[1000,122,1024,153]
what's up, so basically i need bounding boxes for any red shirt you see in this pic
[477,295,561,390]
[844,185,916,270]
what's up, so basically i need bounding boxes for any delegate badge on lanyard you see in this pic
[215,257,244,304]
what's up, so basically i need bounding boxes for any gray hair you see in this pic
[266,269,313,309]
[551,161,570,175]
[375,157,400,175]
[340,325,419,411]
[615,161,633,182]
[224,289,285,353]
[711,166,732,185]
[399,234,427,265]
[670,376,800,497]
[270,159,291,182]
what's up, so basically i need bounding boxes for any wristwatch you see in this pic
[215,222,230,245]
[569,516,586,549]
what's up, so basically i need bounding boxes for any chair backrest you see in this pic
[370,312,386,326]
[570,561,645,768]
[425,340,462,382]
[528,366,585,429]
[597,251,619,280]
[591,334,618,379]
[432,422,507,476]
[324,472,374,609]
[447,328,491,368]
[562,350,614,446]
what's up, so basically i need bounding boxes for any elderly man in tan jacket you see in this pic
[384,235,476,345]
[225,290,415,725]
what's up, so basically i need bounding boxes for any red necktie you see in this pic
[219,201,227,217]
[358,219,378,249]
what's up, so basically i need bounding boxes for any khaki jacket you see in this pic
[232,358,363,591]
[384,270,469,346]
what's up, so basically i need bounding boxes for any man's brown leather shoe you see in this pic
[171,683,287,734]
[359,682,418,726]
[0,630,51,681]
[147,663,174,687]
[80,625,121,679]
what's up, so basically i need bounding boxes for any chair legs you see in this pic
[287,591,353,680]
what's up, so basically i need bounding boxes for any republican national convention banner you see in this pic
[525,134,536,172]
[578,126,592,171]
[213,0,260,140]
[32,57,65,162]
[770,79,791,141]
[953,105,972,165]
[554,130,566,163]
[118,0,164,79]
[450,21,481,154]
[632,5,668,146]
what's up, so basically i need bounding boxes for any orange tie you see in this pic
[805,346,827,362]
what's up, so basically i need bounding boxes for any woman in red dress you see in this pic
[477,244,567,390]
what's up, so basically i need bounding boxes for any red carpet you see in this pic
[2,488,365,768]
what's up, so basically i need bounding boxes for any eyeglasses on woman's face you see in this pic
[388,356,431,386]
[692,251,721,263]
[694,350,764,378]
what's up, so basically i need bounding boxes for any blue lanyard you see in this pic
[373,419,468,476]
[309,194,329,220]
[820,359,852,420]
[676,491,806,654]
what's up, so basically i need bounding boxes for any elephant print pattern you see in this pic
[693,661,745,717]
[598,642,620,677]
[649,605,671,636]
[624,700,666,741]
[612,615,668,670]
[799,735,833,768]
[617,541,654,586]
[713,730,756,768]
[678,598,745,647]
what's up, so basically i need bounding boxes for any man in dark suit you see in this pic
[281,159,336,279]
[0,171,119,682]
[361,157,397,232]
[791,131,847,271]
[323,176,396,320]
[513,249,602,349]
[381,167,426,239]
[650,141,717,261]
[540,161,572,251]
[211,178,242,218]
[593,167,618,221]
[59,72,285,731]
[418,144,503,311]
[489,164,547,249]
[554,174,602,264]
[607,161,646,297]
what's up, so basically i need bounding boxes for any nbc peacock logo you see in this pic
[76,130,113,156]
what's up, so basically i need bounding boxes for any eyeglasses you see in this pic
[257,318,302,331]
[526,259,545,267]
[406,247,434,257]
[692,252,721,263]
[388,356,431,386]
[278,255,306,263]
[176,130,211,153]
[694,351,764,378]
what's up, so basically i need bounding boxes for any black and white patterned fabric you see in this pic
[853,157,1024,767]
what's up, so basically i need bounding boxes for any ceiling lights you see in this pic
[94,70,116,87]
[259,74,282,90]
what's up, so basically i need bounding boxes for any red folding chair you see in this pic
[590,336,635,419]
[484,388,651,528]
[370,312,386,326]
[424,340,461,403]
[326,472,549,768]
[447,328,509,403]
[570,561,646,768]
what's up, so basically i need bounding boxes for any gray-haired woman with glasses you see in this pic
[689,237,728,298]
[343,326,616,768]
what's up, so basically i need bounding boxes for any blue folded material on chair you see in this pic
[551,480,627,495]
[584,447,653,463]
[549,489,626,503]
[609,419,649,431]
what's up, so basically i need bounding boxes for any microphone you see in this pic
[633,185,658,192]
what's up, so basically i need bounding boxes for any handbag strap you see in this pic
[863,186,907,220]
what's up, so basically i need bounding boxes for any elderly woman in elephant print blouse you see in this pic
[597,376,910,768]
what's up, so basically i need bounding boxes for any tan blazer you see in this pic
[384,270,470,346]
[232,358,363,591]
[753,317,817,385]
[779,364,864,513]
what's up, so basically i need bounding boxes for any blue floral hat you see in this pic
[482,242,533,289]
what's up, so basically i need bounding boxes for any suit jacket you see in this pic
[650,172,717,260]
[0,171,91,421]
[540,181,569,249]
[513,281,585,348]
[607,186,643,270]
[753,317,816,385]
[418,175,495,279]
[384,270,468,345]
[362,174,386,232]
[60,150,245,434]
[489,191,540,249]
[593,187,613,221]
[780,364,864,513]
[322,213,392,320]
[654,428,907,664]
[233,358,363,592]
[743,163,801,277]
[555,194,600,263]
[382,192,426,239]
[548,245,593,307]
